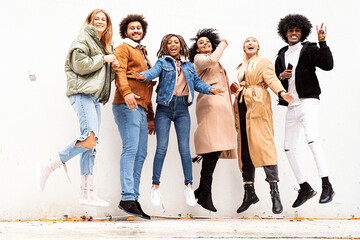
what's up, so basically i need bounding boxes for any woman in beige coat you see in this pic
[233,37,294,214]
[189,29,237,212]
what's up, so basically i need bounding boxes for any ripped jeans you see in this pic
[58,93,100,175]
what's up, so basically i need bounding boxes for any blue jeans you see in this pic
[58,93,100,175]
[152,96,193,186]
[112,104,148,201]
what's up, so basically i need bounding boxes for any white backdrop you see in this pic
[0,0,359,220]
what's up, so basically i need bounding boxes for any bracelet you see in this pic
[319,37,326,41]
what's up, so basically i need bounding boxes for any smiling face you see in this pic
[243,37,259,58]
[286,27,302,45]
[196,37,213,54]
[126,21,143,42]
[167,36,181,59]
[92,12,107,37]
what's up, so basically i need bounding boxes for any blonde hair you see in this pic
[82,9,113,54]
[237,37,260,82]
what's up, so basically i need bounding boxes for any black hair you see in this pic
[277,14,312,43]
[119,14,148,39]
[189,28,221,63]
[156,34,189,59]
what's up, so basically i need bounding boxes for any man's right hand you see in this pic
[280,69,292,80]
[124,93,140,110]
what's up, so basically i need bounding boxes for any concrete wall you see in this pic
[0,0,359,220]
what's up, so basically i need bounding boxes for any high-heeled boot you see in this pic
[269,182,283,214]
[36,156,66,191]
[195,152,219,212]
[237,183,259,213]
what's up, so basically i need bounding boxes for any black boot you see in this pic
[292,182,317,208]
[118,200,142,217]
[135,200,151,220]
[195,152,219,212]
[269,182,283,214]
[319,177,335,204]
[237,183,259,213]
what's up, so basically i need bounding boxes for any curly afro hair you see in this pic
[189,28,221,63]
[119,14,148,39]
[277,14,312,43]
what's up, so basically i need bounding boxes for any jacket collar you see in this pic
[84,25,100,40]
[123,38,146,49]
[164,55,188,63]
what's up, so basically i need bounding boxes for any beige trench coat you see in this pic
[233,57,285,170]
[194,42,237,159]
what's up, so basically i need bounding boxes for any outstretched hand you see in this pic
[281,92,295,104]
[316,23,327,42]
[210,88,224,96]
[131,71,145,80]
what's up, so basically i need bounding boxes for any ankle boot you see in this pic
[79,175,109,207]
[196,153,219,212]
[269,182,283,214]
[237,183,259,213]
[36,156,64,191]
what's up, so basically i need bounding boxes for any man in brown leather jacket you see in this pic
[112,14,155,219]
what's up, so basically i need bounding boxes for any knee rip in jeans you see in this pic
[284,149,290,152]
[308,141,315,145]
[75,131,97,149]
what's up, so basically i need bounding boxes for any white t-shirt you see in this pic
[285,42,302,106]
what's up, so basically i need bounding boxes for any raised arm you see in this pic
[313,23,333,71]
[194,40,228,72]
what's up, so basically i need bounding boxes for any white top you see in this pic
[285,42,302,106]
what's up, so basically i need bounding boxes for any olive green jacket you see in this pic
[65,25,114,104]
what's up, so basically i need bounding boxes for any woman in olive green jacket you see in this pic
[36,9,119,207]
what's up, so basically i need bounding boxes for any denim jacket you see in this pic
[140,56,213,106]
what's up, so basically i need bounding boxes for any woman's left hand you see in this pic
[281,92,295,104]
[111,59,120,70]
[148,120,156,135]
[131,71,145,80]
[210,88,224,96]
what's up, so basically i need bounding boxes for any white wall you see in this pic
[0,0,359,220]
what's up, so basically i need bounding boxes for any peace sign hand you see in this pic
[316,23,327,42]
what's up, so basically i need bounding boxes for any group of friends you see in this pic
[35,10,335,220]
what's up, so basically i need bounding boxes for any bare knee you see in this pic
[75,131,97,149]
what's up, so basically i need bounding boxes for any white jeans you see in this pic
[284,99,329,184]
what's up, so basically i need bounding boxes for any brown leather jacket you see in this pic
[113,38,155,121]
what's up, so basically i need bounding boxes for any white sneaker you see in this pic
[184,184,196,206]
[150,185,161,206]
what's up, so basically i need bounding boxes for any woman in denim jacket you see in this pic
[132,33,223,207]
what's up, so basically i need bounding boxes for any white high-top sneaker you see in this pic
[36,156,64,191]
[150,185,161,206]
[184,184,196,206]
[79,175,109,207]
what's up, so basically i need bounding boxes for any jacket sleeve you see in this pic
[194,41,227,72]
[191,64,214,94]
[262,58,285,95]
[274,56,284,78]
[115,45,132,97]
[312,41,334,71]
[69,43,105,76]
[140,59,163,81]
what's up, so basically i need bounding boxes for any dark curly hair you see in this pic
[119,14,148,39]
[277,14,312,43]
[189,28,221,63]
[156,34,189,59]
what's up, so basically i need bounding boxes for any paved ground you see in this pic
[0,217,359,240]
